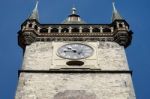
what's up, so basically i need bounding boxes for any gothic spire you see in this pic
[62,6,85,24]
[29,0,39,20]
[112,1,123,22]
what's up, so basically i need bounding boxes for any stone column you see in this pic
[37,27,41,33]
[111,27,114,33]
[32,22,36,28]
[58,27,62,33]
[69,27,72,33]
[79,27,83,33]
[89,26,93,33]
[48,27,52,33]
[100,27,103,33]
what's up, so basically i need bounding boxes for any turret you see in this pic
[111,1,133,48]
[18,0,40,49]
[63,7,85,24]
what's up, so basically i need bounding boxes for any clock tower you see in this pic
[15,1,136,99]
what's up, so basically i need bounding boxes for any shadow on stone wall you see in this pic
[54,90,97,99]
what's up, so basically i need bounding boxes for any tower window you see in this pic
[119,23,123,28]
[72,28,79,33]
[93,28,100,33]
[28,23,32,28]
[61,28,69,33]
[40,28,48,33]
[82,28,90,33]
[51,28,59,33]
[103,28,111,33]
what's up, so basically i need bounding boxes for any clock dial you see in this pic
[57,43,93,60]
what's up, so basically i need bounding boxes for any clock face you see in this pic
[57,43,93,60]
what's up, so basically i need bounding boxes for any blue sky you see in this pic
[0,0,150,99]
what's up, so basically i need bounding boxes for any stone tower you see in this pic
[15,1,136,99]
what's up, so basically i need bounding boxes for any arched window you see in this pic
[40,28,48,33]
[72,28,79,33]
[103,28,111,33]
[93,28,100,33]
[119,23,123,28]
[51,28,58,33]
[82,28,90,33]
[61,28,69,33]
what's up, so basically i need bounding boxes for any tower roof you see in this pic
[112,1,123,22]
[62,7,85,24]
[29,0,39,20]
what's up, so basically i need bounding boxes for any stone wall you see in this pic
[15,73,135,99]
[15,41,135,99]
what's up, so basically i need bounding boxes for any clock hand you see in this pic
[66,47,78,53]
[77,49,83,55]
[72,49,77,53]
[64,50,72,52]
[67,47,73,50]
[64,47,73,52]
[64,49,77,53]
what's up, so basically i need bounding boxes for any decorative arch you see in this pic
[61,28,69,33]
[51,28,59,33]
[40,28,48,33]
[72,28,79,33]
[82,28,90,33]
[103,28,111,33]
[93,28,100,33]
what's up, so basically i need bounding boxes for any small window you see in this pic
[40,28,48,33]
[51,28,58,33]
[61,28,69,33]
[66,61,84,66]
[28,24,32,28]
[103,28,111,33]
[82,28,90,33]
[93,28,100,33]
[119,24,123,28]
[72,28,79,33]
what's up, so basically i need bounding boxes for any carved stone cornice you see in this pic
[18,19,132,49]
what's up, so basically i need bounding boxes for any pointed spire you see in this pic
[112,1,123,22]
[29,0,39,20]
